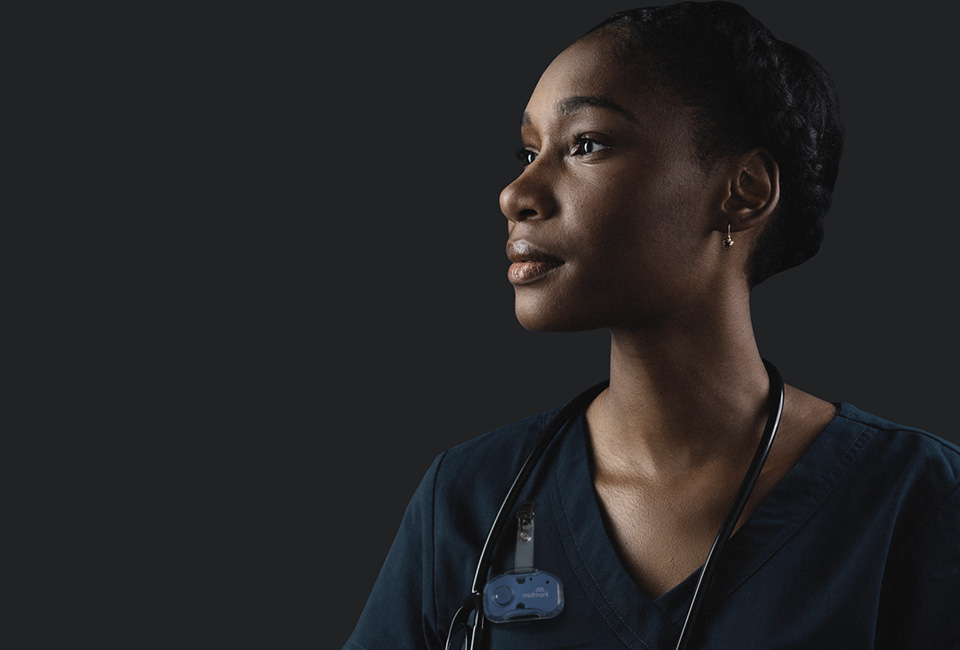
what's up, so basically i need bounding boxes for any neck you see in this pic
[586,305,774,480]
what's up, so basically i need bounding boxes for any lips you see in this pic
[506,239,564,285]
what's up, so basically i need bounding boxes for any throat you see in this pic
[592,473,730,599]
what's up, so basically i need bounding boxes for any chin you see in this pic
[514,299,604,333]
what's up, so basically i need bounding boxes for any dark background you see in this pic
[65,1,954,647]
[320,0,958,647]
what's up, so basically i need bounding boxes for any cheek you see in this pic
[617,169,707,256]
[573,180,706,304]
[568,176,674,261]
[568,173,646,239]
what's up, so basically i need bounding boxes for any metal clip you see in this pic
[514,500,535,571]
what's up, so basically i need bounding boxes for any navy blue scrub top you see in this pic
[345,403,960,649]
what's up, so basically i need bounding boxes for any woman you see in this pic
[344,3,959,648]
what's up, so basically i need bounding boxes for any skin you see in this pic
[500,29,837,599]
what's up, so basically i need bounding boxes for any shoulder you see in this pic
[390,407,562,537]
[830,403,960,541]
[833,402,960,481]
[427,406,564,502]
[440,407,561,467]
[832,408,960,645]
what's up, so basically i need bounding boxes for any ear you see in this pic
[720,148,779,233]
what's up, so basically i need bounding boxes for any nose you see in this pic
[499,165,557,224]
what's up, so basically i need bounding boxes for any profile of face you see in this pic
[500,30,750,333]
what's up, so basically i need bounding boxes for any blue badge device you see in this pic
[482,501,564,623]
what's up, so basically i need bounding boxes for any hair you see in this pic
[587,1,845,287]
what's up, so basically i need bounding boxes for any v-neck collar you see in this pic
[548,403,873,649]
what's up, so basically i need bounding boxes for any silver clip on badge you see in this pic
[481,500,565,623]
[515,500,535,572]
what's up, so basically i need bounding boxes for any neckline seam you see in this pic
[551,455,658,649]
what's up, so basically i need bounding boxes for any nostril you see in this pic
[501,174,554,223]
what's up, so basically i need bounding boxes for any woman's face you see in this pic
[500,31,733,333]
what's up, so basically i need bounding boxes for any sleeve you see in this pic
[343,452,445,650]
[880,480,960,649]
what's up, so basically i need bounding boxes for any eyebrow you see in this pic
[520,95,641,127]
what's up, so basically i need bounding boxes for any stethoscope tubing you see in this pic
[449,360,784,650]
[470,379,611,595]
[455,380,609,649]
[674,359,784,649]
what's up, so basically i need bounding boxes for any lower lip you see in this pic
[508,261,563,285]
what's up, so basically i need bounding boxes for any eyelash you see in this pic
[515,146,537,167]
[573,136,608,155]
[514,136,609,167]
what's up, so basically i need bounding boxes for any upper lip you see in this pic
[506,239,563,264]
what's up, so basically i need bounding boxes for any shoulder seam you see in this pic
[835,411,960,456]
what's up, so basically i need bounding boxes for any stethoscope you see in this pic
[445,359,784,650]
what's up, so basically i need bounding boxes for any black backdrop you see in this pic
[121,1,956,647]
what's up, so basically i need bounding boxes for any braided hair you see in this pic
[587,2,845,287]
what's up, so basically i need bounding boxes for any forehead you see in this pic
[537,32,632,97]
[522,31,687,131]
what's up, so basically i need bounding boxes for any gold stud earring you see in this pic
[723,223,734,250]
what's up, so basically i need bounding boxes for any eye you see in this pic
[573,137,608,155]
[515,146,538,167]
